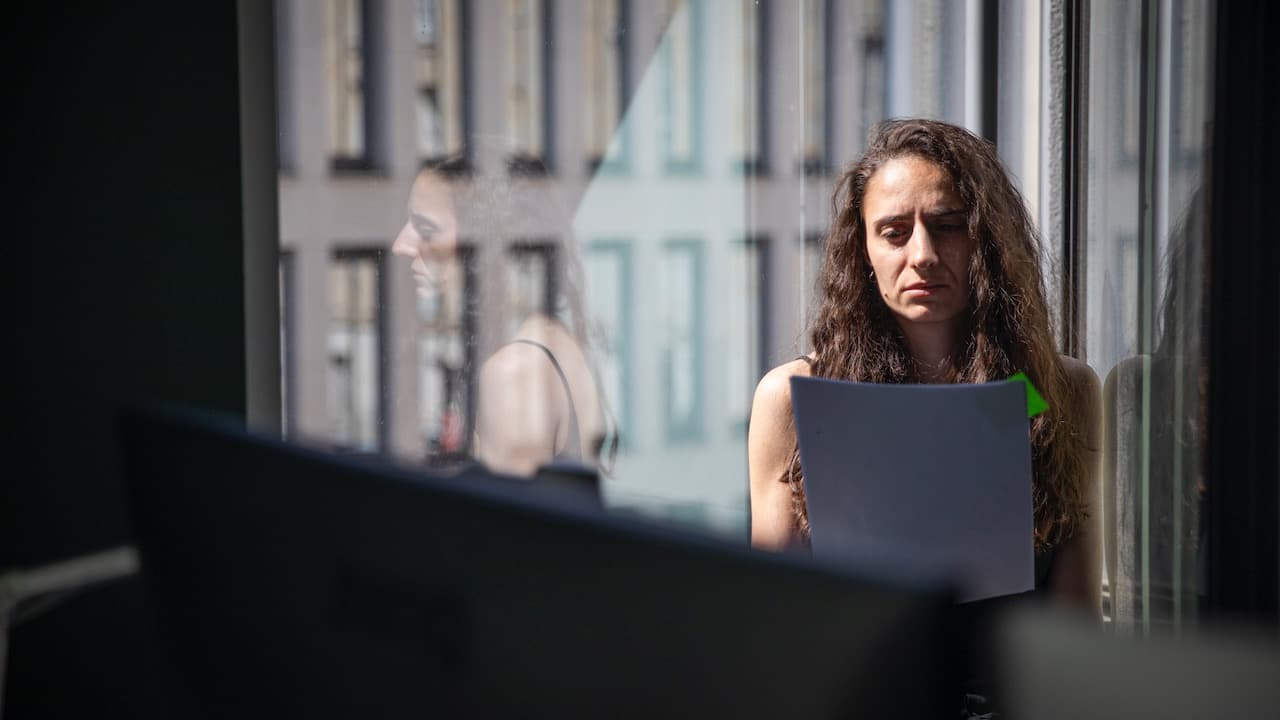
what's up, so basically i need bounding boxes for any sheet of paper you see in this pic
[790,376,1034,602]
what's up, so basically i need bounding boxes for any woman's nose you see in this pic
[392,224,419,258]
[908,224,940,268]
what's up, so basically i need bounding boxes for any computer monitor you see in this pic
[122,407,955,718]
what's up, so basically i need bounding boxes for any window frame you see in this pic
[326,0,380,174]
[585,238,635,451]
[327,246,389,453]
[414,0,474,173]
[661,0,704,176]
[505,0,556,176]
[799,0,833,177]
[585,0,632,176]
[660,238,706,445]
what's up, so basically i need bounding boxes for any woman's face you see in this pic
[862,156,975,332]
[392,171,460,297]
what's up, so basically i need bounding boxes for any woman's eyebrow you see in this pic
[872,208,965,228]
[872,212,911,228]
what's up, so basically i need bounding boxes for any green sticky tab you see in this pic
[1009,372,1049,418]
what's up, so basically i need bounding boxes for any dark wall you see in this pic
[3,3,247,715]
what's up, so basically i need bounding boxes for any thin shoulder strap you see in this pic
[795,355,814,366]
[510,339,583,458]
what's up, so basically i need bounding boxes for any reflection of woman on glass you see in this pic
[392,156,613,478]
[748,119,1102,614]
[1102,189,1208,628]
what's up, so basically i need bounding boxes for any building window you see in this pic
[661,239,704,444]
[585,240,633,450]
[506,0,552,174]
[585,0,630,173]
[660,0,702,174]
[418,244,474,462]
[800,0,830,175]
[727,0,767,175]
[326,0,372,171]
[726,237,767,433]
[328,249,385,452]
[414,0,468,166]
[505,242,558,337]
[860,0,887,147]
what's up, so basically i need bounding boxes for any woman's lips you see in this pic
[903,283,945,297]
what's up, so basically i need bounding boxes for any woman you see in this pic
[392,154,614,478]
[748,119,1101,615]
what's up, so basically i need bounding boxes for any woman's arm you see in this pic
[748,360,811,550]
[1049,356,1104,618]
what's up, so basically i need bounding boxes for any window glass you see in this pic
[327,250,383,452]
[660,0,700,173]
[725,0,765,173]
[584,241,632,446]
[1085,0,1213,633]
[584,0,625,169]
[506,0,547,168]
[659,239,703,444]
[800,232,825,332]
[725,237,766,432]
[276,0,1214,566]
[326,0,368,166]
[800,0,828,173]
[417,244,472,461]
[414,0,466,162]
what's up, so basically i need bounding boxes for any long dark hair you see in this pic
[788,118,1089,551]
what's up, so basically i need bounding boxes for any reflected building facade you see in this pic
[276,0,982,536]
[274,3,1213,637]
[275,0,1217,634]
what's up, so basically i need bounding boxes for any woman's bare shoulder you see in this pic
[753,356,815,410]
[480,341,543,383]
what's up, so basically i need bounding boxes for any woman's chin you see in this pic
[896,306,965,326]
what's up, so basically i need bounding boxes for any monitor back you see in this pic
[123,408,954,718]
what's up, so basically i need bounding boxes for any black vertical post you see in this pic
[980,0,1000,144]
[1205,0,1279,627]
[1060,0,1089,357]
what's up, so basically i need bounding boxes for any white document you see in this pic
[790,376,1034,602]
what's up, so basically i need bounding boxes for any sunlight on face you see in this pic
[863,156,975,333]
